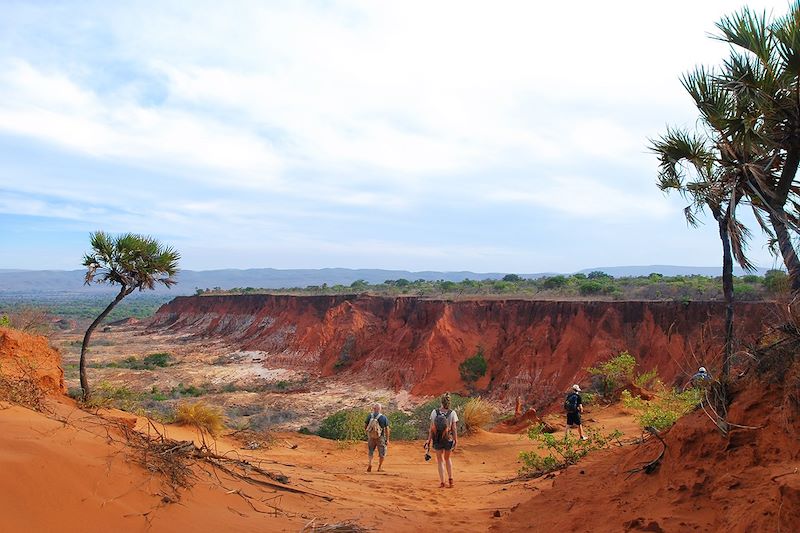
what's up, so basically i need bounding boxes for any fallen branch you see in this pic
[625,426,666,477]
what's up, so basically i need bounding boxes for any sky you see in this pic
[0,0,792,273]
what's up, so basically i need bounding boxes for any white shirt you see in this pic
[430,408,458,429]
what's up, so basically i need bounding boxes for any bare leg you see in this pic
[436,449,445,486]
[444,449,453,487]
[378,455,384,471]
[578,424,586,440]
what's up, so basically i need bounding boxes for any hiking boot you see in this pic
[580,436,588,441]
[448,478,454,488]
[367,465,372,472]
[439,482,446,488]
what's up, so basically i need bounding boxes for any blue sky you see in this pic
[0,0,791,272]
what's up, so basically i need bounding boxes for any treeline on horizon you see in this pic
[196,270,789,302]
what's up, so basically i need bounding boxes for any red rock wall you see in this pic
[150,295,768,406]
[0,327,65,394]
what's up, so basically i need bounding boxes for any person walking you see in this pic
[364,402,390,472]
[565,384,587,440]
[426,392,458,488]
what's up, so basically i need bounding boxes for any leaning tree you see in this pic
[651,127,755,384]
[79,231,180,400]
[689,5,800,291]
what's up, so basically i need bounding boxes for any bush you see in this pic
[578,280,604,295]
[142,352,171,367]
[518,424,622,477]
[621,387,701,431]
[462,397,494,432]
[386,411,418,440]
[459,347,488,384]
[317,408,369,441]
[175,401,226,437]
[587,351,636,397]
[542,275,567,289]
[763,270,789,294]
[0,315,10,328]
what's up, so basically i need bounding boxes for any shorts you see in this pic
[566,412,581,426]
[432,438,454,451]
[368,437,387,458]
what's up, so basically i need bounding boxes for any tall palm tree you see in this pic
[79,231,180,400]
[651,128,753,383]
[706,5,800,290]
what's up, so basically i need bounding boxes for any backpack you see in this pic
[434,409,451,442]
[564,392,579,414]
[366,413,383,439]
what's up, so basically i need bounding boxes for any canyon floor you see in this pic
[0,395,642,533]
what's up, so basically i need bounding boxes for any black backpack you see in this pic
[434,409,451,441]
[564,392,579,414]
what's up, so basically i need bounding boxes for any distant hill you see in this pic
[578,265,770,277]
[0,265,775,295]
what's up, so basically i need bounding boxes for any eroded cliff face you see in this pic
[0,327,65,394]
[150,295,768,406]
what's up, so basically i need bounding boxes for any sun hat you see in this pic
[699,367,707,373]
[572,384,581,392]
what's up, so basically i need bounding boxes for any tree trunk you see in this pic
[769,211,800,292]
[79,286,129,400]
[718,218,735,383]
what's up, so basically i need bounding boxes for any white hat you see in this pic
[698,367,707,373]
[572,384,581,392]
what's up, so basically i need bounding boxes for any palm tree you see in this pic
[79,231,180,400]
[651,128,754,383]
[703,5,800,290]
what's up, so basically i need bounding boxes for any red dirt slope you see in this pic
[495,362,800,532]
[0,326,65,394]
[150,295,767,406]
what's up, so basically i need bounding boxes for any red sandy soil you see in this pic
[0,326,64,393]
[151,295,768,406]
[495,366,800,532]
[4,318,798,532]
[0,395,648,533]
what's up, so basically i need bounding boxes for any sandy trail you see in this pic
[0,396,641,532]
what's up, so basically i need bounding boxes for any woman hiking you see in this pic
[426,392,458,488]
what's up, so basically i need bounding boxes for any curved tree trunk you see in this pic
[718,218,735,383]
[79,286,129,400]
[769,211,800,292]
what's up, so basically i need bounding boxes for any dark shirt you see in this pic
[566,392,582,410]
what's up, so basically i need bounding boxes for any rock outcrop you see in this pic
[0,327,65,394]
[150,295,768,406]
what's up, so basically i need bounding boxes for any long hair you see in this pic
[441,392,451,410]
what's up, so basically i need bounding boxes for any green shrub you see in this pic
[518,424,622,477]
[621,387,701,430]
[0,315,10,328]
[317,408,369,441]
[763,270,789,294]
[542,275,567,289]
[587,351,636,397]
[578,280,604,295]
[142,352,171,367]
[386,411,418,440]
[459,347,488,384]
[633,368,659,389]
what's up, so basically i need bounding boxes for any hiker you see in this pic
[426,392,459,488]
[564,384,587,440]
[364,402,390,472]
[683,366,712,391]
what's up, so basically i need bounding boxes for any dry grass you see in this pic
[462,397,494,433]
[175,401,226,437]
[0,360,47,412]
